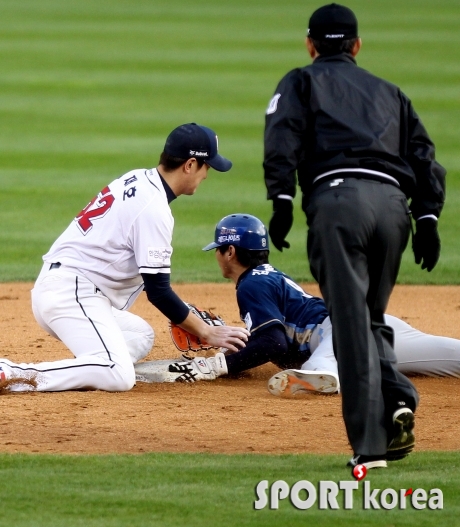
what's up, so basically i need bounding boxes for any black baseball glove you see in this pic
[412,217,441,272]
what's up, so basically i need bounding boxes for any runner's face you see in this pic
[215,248,231,279]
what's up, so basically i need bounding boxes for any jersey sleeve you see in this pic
[264,68,308,200]
[401,92,446,219]
[237,277,284,334]
[130,201,174,275]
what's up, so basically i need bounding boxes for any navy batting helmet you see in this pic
[202,213,269,251]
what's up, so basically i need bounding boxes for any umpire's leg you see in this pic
[305,178,412,456]
[367,192,419,429]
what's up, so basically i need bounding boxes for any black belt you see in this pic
[49,262,61,270]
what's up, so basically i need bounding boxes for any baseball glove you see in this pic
[169,303,225,359]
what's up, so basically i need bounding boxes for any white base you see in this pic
[134,359,184,383]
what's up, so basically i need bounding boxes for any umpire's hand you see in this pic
[269,197,294,251]
[412,217,441,272]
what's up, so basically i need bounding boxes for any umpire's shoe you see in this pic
[387,408,415,461]
[347,454,387,470]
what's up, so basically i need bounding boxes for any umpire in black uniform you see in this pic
[263,3,446,469]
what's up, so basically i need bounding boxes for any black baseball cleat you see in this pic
[347,454,387,469]
[387,408,415,461]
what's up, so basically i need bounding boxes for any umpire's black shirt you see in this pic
[263,53,446,220]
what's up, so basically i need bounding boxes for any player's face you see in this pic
[183,161,210,195]
[215,248,231,279]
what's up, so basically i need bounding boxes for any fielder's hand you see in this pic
[202,324,249,352]
[170,303,225,358]
[412,217,441,272]
[269,197,293,251]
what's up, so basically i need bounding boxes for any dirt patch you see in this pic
[0,282,459,455]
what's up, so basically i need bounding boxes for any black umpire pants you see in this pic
[304,177,419,456]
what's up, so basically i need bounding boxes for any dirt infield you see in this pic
[0,282,459,456]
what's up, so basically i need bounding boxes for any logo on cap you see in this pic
[308,3,358,41]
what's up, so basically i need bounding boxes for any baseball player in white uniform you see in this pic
[0,123,249,392]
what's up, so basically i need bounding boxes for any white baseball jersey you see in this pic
[43,168,173,310]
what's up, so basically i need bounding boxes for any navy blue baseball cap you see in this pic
[203,213,269,251]
[164,123,232,172]
[308,3,358,40]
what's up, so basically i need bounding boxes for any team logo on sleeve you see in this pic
[266,93,281,115]
[244,312,253,331]
[147,247,172,267]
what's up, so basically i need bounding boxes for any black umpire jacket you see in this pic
[263,53,446,219]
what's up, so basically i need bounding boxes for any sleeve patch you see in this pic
[147,247,172,266]
[266,93,281,115]
[244,312,253,331]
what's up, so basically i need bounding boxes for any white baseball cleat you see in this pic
[168,352,228,383]
[0,359,38,392]
[0,362,11,382]
[267,369,339,396]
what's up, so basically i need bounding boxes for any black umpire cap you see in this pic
[308,3,358,40]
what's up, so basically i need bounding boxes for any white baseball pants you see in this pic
[0,265,154,392]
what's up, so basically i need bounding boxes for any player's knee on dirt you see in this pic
[109,365,136,391]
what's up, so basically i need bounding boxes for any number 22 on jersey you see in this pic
[75,186,115,235]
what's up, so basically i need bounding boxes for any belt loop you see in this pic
[49,262,61,270]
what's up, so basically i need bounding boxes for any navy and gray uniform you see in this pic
[224,263,460,380]
[225,264,328,374]
[264,52,446,456]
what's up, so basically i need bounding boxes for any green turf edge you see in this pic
[0,451,458,527]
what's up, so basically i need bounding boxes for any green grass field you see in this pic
[0,452,459,527]
[0,0,459,283]
[0,1,459,525]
